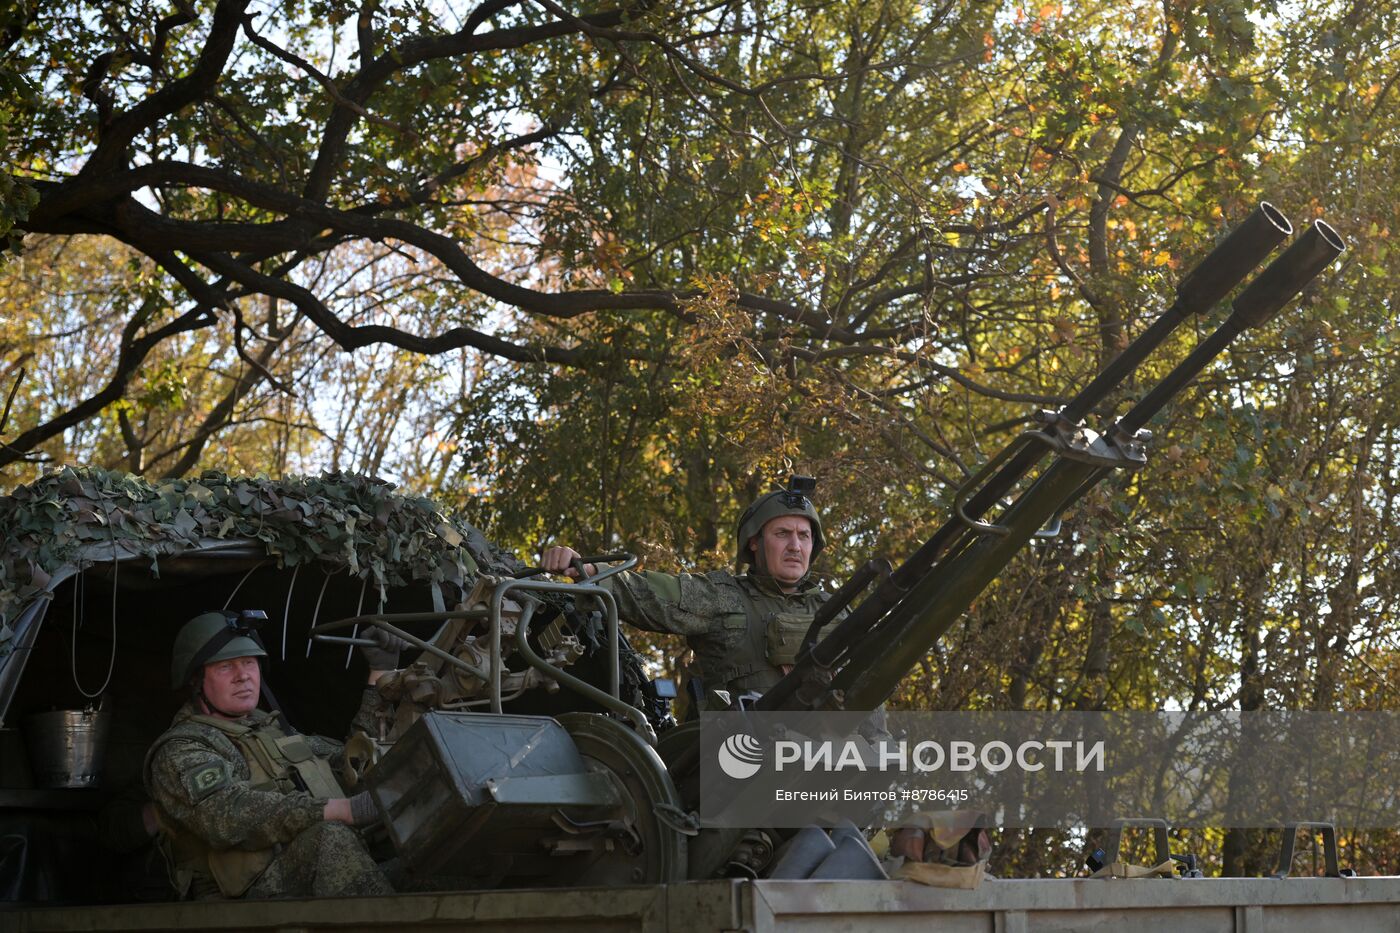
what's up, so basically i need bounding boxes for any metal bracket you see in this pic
[1034,409,1149,469]
[951,413,1151,539]
[1271,822,1357,878]
[1106,423,1153,463]
[1104,817,1171,867]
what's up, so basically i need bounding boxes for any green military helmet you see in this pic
[170,610,267,688]
[734,475,826,568]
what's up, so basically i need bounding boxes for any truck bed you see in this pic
[8,877,1400,932]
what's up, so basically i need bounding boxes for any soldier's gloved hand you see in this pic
[359,626,411,670]
[348,791,379,827]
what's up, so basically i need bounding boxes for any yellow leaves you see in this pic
[952,161,969,173]
[1152,250,1172,267]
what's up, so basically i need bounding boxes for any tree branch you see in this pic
[83,0,251,176]
[0,292,219,468]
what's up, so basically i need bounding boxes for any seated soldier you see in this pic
[144,610,404,900]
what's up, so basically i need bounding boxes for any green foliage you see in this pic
[0,3,38,253]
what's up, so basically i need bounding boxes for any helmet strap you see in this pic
[749,535,768,576]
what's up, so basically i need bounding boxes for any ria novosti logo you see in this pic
[717,733,764,779]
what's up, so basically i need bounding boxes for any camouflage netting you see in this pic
[0,467,524,657]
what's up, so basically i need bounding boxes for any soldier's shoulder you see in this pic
[696,569,742,588]
[148,713,239,764]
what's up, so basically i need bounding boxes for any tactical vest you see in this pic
[148,710,344,898]
[697,575,839,698]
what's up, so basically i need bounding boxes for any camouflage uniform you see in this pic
[144,694,392,900]
[604,569,839,700]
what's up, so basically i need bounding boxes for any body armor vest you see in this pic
[698,576,839,698]
[149,710,343,898]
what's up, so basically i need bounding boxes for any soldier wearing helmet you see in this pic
[541,476,842,712]
[143,610,405,899]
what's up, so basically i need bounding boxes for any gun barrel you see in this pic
[1060,202,1290,423]
[806,211,1345,713]
[1230,220,1345,328]
[1115,221,1345,437]
[835,453,1100,709]
[1176,202,1293,311]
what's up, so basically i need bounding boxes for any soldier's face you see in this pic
[201,656,261,718]
[751,515,814,588]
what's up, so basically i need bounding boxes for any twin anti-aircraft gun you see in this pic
[307,204,1344,886]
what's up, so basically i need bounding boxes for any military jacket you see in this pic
[144,700,365,898]
[604,569,841,698]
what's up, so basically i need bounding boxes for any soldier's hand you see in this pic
[540,546,596,579]
[323,797,353,824]
[323,794,379,826]
[359,626,411,671]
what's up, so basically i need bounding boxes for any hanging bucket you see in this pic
[22,708,113,788]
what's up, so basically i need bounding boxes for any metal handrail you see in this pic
[310,558,654,744]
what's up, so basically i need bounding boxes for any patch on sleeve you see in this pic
[184,761,231,802]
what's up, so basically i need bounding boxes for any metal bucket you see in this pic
[22,708,113,788]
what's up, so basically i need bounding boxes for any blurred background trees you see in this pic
[4,0,1400,875]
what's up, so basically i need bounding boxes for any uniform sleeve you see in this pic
[604,570,745,636]
[146,736,325,850]
[306,731,347,772]
[346,686,389,739]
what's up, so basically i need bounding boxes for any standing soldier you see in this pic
[542,476,839,713]
[144,610,403,899]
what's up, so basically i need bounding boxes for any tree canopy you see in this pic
[5,0,1400,874]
